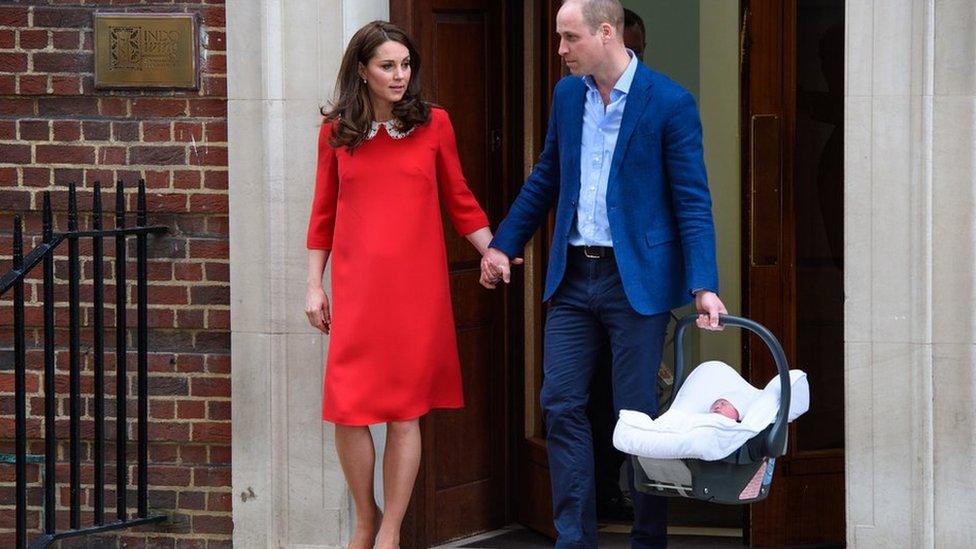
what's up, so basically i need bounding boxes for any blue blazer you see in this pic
[491,64,719,315]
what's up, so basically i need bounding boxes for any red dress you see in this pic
[306,108,489,425]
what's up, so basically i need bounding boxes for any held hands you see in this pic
[695,290,727,331]
[480,247,523,289]
[305,286,331,334]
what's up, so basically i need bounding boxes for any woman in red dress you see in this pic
[305,21,501,549]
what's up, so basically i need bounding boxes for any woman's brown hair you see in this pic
[321,21,431,151]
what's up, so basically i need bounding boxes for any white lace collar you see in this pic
[367,119,415,140]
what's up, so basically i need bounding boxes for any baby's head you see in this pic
[709,398,740,421]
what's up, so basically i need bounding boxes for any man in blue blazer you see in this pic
[481,1,727,547]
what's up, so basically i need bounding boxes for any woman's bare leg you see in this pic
[375,419,422,549]
[334,424,381,549]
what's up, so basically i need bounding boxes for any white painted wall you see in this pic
[845,0,976,546]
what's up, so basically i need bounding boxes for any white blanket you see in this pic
[612,361,809,462]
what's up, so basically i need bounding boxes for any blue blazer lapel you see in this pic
[608,65,653,187]
[564,82,586,198]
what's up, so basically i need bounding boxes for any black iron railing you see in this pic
[1,180,168,549]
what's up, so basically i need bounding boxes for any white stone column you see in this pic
[227,1,388,547]
[845,0,976,547]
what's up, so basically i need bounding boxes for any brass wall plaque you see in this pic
[94,13,198,89]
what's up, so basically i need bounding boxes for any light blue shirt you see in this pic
[568,50,639,247]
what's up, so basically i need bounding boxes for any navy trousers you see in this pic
[542,248,670,549]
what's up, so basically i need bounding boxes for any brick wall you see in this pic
[0,1,230,547]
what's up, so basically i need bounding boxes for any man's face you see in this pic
[623,24,645,61]
[556,3,607,76]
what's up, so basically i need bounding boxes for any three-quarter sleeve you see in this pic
[306,122,340,250]
[434,109,490,235]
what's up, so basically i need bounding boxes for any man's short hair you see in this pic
[563,0,625,34]
[623,7,645,37]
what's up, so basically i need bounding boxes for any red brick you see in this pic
[0,98,34,116]
[36,144,95,164]
[18,74,48,95]
[145,192,187,212]
[83,120,111,141]
[190,377,229,398]
[0,75,15,95]
[188,193,227,213]
[174,263,203,280]
[207,492,232,512]
[200,7,226,27]
[207,400,230,421]
[52,120,81,141]
[0,167,16,185]
[144,122,172,142]
[203,76,226,97]
[0,7,29,27]
[0,189,31,209]
[150,399,175,420]
[0,120,14,140]
[173,170,201,189]
[176,400,205,419]
[176,309,205,328]
[209,444,231,464]
[33,52,92,72]
[190,286,228,305]
[98,146,126,165]
[0,144,31,164]
[132,99,187,118]
[100,97,128,117]
[203,31,227,52]
[130,146,186,166]
[52,30,81,50]
[148,465,191,487]
[19,29,49,50]
[178,491,206,511]
[204,262,228,281]
[0,52,28,72]
[0,29,13,48]
[32,7,89,28]
[113,121,139,141]
[174,122,203,142]
[84,168,113,187]
[51,74,81,95]
[207,309,230,330]
[149,285,189,305]
[145,170,170,189]
[189,240,228,259]
[192,465,230,486]
[202,170,228,190]
[38,97,98,116]
[188,99,226,118]
[175,355,206,374]
[188,146,227,167]
[19,120,50,141]
[22,167,51,187]
[147,422,190,443]
[203,121,227,142]
[202,53,226,74]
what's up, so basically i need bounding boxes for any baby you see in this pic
[709,398,741,421]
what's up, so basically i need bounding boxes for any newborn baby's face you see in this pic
[710,398,740,421]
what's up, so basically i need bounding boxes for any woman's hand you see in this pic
[306,286,331,334]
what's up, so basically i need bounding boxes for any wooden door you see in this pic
[742,0,846,545]
[514,0,562,538]
[390,1,511,547]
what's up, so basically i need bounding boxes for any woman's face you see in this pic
[359,40,411,114]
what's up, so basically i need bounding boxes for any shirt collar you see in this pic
[583,49,639,96]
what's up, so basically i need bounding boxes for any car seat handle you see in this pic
[673,313,791,458]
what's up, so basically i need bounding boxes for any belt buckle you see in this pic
[583,246,601,259]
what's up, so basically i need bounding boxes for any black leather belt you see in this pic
[571,245,614,259]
